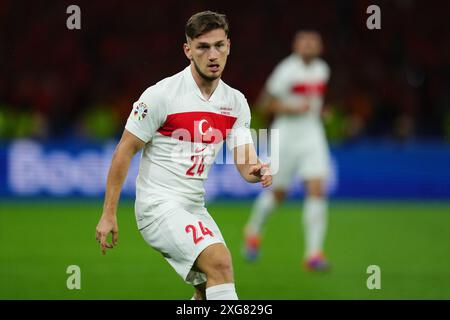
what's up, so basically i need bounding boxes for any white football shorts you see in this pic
[271,127,331,189]
[137,201,225,286]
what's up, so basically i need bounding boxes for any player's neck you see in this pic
[302,57,314,65]
[190,64,220,101]
[295,53,314,65]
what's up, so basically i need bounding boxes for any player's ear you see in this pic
[183,42,192,60]
[226,39,231,55]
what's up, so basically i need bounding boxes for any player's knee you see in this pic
[209,253,233,279]
[273,190,286,203]
[305,180,325,198]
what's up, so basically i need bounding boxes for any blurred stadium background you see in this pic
[1,0,449,299]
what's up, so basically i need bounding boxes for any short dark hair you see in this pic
[185,11,229,40]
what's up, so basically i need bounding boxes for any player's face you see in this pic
[184,28,230,81]
[294,32,323,60]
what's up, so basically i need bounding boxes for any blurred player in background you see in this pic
[243,31,331,271]
[95,11,271,300]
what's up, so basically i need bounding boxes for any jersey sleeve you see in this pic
[125,86,167,143]
[265,61,289,98]
[226,93,254,150]
[319,60,331,84]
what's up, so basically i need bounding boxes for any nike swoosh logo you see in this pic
[195,146,207,153]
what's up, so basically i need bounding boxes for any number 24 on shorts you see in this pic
[185,221,214,245]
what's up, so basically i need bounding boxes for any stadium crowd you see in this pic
[1,0,449,142]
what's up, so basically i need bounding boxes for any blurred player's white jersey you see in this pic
[125,66,253,224]
[266,54,331,184]
[266,53,330,133]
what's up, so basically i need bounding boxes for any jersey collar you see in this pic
[184,65,223,103]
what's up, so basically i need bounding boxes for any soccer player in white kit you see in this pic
[243,31,331,271]
[95,11,271,300]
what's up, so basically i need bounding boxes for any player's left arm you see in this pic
[228,92,271,187]
[233,143,272,187]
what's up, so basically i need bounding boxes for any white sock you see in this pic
[247,190,276,235]
[303,197,328,257]
[205,283,238,300]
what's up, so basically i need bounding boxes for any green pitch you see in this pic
[1,199,449,299]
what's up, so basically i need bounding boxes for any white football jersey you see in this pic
[125,66,253,213]
[266,54,330,135]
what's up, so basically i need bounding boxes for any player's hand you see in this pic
[96,214,119,255]
[249,163,272,188]
[292,103,310,114]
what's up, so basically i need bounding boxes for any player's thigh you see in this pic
[194,242,232,273]
[187,206,232,280]
[192,207,230,263]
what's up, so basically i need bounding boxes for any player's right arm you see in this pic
[96,86,166,254]
[96,129,145,255]
[95,85,166,255]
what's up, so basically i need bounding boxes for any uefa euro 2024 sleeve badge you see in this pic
[133,102,148,121]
